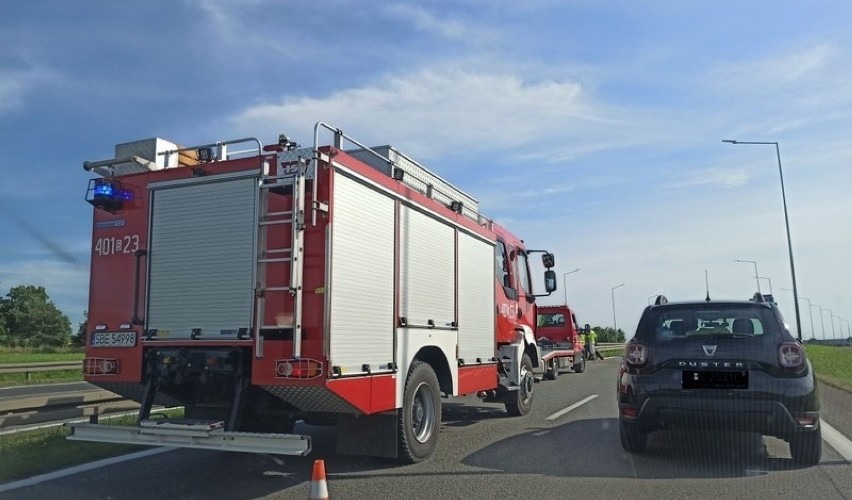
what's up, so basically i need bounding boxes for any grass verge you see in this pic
[0,348,85,387]
[0,370,84,388]
[0,348,85,364]
[598,347,623,359]
[805,344,852,393]
[0,410,184,484]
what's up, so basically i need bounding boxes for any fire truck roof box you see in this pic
[347,145,479,217]
[86,138,182,177]
[113,138,180,174]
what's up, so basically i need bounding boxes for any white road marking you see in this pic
[545,394,599,421]
[821,419,852,463]
[0,447,176,493]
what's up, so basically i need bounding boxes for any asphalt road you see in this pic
[3,358,851,499]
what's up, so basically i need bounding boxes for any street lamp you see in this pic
[814,304,826,340]
[828,310,837,340]
[611,283,625,331]
[782,288,815,340]
[724,140,802,341]
[562,268,580,305]
[735,259,761,294]
[757,276,773,296]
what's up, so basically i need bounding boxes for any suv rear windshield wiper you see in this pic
[688,333,756,340]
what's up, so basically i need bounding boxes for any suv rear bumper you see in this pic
[620,396,819,438]
[618,368,820,439]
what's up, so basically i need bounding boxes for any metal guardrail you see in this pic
[0,361,140,429]
[0,387,138,429]
[595,343,626,348]
[0,361,82,379]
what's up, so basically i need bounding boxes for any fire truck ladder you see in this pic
[254,155,308,359]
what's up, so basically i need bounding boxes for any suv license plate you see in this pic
[91,331,137,348]
[682,370,748,389]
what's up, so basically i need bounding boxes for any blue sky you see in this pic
[2,1,851,339]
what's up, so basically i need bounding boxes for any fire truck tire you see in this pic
[573,355,586,373]
[505,354,534,416]
[398,360,441,463]
[545,358,559,380]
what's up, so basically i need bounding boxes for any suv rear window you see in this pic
[636,303,780,342]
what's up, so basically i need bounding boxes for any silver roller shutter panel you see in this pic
[146,176,258,339]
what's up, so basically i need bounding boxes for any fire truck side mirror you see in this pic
[543,270,557,293]
[541,253,555,269]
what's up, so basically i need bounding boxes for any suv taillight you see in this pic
[625,343,648,367]
[778,342,805,372]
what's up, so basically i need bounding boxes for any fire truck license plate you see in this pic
[91,332,137,348]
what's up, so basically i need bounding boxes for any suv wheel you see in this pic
[619,420,647,453]
[789,429,822,466]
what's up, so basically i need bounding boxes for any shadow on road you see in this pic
[462,417,811,479]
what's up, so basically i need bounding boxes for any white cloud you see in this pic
[0,66,54,115]
[384,4,491,43]
[673,168,751,189]
[710,43,835,92]
[227,67,650,162]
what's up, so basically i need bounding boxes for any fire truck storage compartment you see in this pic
[328,174,396,372]
[146,173,259,339]
[328,170,495,376]
[456,230,495,363]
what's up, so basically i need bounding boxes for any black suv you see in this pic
[617,295,821,465]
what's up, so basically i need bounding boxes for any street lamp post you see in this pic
[815,304,826,340]
[757,276,773,296]
[611,283,625,331]
[782,288,815,340]
[735,259,761,294]
[562,268,580,305]
[724,140,802,341]
[828,310,837,340]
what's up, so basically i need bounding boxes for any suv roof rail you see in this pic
[654,295,668,306]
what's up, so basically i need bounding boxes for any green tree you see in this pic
[71,311,88,347]
[592,326,626,343]
[0,307,7,341]
[0,285,72,347]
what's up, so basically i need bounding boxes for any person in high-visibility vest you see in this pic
[582,325,597,360]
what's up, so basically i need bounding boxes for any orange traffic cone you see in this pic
[309,459,329,500]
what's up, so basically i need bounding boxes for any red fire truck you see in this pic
[68,123,558,462]
[536,305,587,377]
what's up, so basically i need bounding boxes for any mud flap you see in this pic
[337,412,398,459]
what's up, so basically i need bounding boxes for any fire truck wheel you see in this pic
[573,354,586,373]
[546,358,559,380]
[505,354,534,416]
[398,360,441,463]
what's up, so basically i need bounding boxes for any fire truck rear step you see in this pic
[67,420,311,456]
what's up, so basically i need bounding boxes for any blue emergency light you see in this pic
[86,178,132,213]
